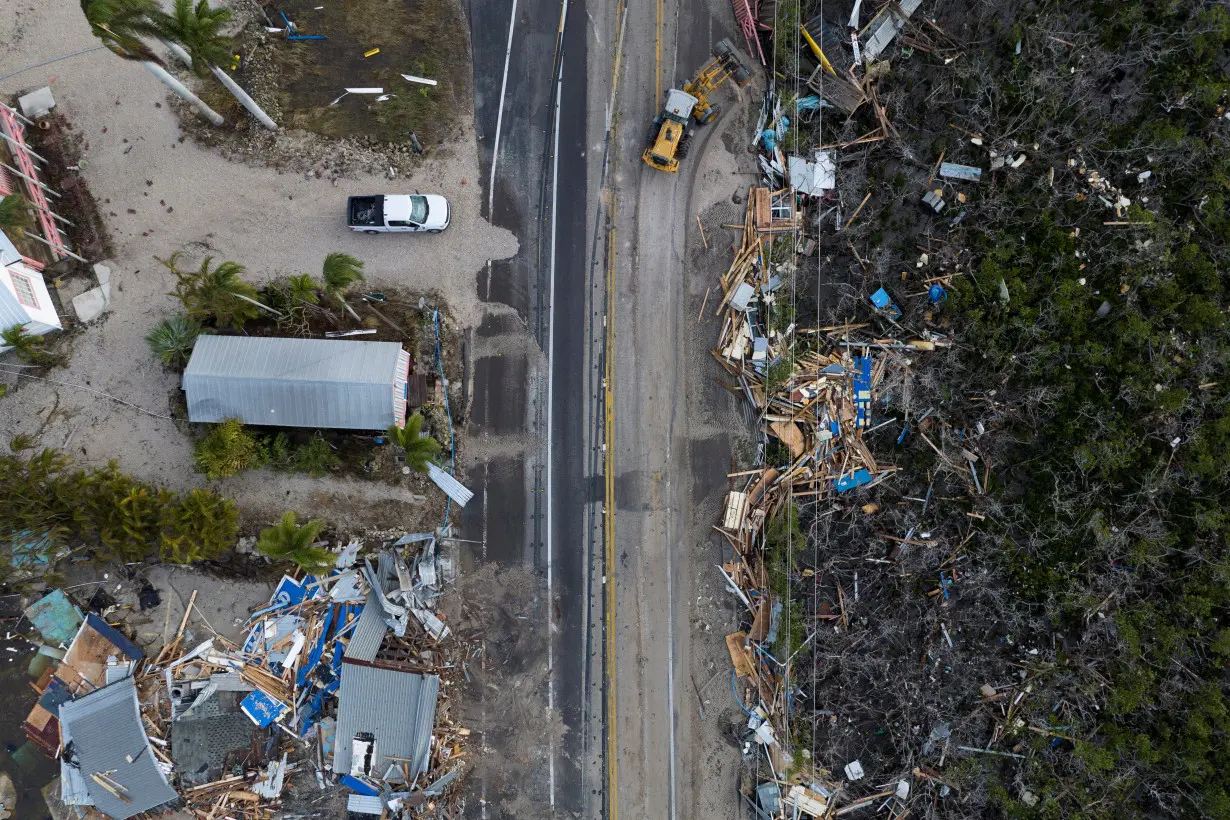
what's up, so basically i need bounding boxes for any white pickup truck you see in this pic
[347,194,451,234]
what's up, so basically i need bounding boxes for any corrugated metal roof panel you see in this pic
[182,335,407,430]
[427,463,474,507]
[347,794,384,815]
[344,554,396,662]
[57,677,178,819]
[332,662,438,777]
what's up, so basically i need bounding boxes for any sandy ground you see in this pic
[0,0,517,529]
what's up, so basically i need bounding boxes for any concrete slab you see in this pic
[18,87,56,119]
[92,263,111,285]
[71,287,108,322]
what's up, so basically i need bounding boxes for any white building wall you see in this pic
[0,228,62,350]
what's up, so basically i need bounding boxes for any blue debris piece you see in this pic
[821,363,845,376]
[929,284,947,303]
[765,600,784,645]
[9,530,54,570]
[835,469,873,492]
[25,590,83,647]
[794,95,829,111]
[897,423,910,445]
[273,575,310,608]
[296,605,336,687]
[241,690,289,728]
[853,355,873,429]
[870,288,903,320]
[339,775,380,796]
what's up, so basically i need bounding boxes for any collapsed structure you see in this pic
[20,535,470,819]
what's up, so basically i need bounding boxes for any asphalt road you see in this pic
[464,0,738,810]
[599,0,741,815]
[463,0,592,813]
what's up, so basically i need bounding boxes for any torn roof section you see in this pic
[332,660,439,779]
[58,677,179,820]
[345,552,397,662]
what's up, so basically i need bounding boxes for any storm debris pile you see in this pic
[20,535,472,820]
[710,189,965,816]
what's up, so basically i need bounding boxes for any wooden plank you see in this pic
[725,632,755,677]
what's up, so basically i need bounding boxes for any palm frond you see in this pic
[321,252,365,295]
[255,511,333,572]
[286,273,320,305]
[387,413,442,473]
[83,0,164,61]
[153,0,233,75]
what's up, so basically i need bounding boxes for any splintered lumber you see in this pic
[92,773,132,803]
[842,191,873,231]
[726,632,755,677]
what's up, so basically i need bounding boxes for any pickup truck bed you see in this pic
[347,196,383,227]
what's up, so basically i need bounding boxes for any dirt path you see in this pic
[0,2,517,527]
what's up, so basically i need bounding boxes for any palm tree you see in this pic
[145,313,202,368]
[286,274,320,306]
[155,0,277,131]
[255,511,334,573]
[387,412,442,473]
[321,252,366,322]
[0,194,33,236]
[81,0,224,126]
[159,252,262,329]
[1,324,58,366]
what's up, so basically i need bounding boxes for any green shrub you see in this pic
[193,418,264,479]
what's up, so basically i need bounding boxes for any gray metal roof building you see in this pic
[183,335,411,431]
[58,677,178,820]
[332,661,439,778]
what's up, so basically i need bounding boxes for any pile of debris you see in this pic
[710,190,958,817]
[19,534,470,819]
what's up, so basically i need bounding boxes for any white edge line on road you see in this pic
[481,468,489,820]
[546,0,569,807]
[487,0,519,217]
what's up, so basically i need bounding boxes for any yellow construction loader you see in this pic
[643,39,752,173]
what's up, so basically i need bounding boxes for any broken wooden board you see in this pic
[770,420,806,458]
[725,631,755,677]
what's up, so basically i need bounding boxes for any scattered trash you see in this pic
[19,536,471,819]
[939,162,982,183]
[401,74,439,87]
[922,190,946,214]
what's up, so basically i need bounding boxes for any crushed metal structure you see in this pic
[19,535,469,819]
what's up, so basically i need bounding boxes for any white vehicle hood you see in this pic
[422,195,450,229]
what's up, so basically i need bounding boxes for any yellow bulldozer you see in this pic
[642,39,752,173]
